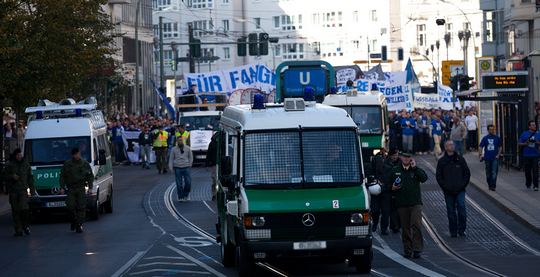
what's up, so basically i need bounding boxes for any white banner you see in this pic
[184,64,276,94]
[437,82,462,110]
[414,93,440,109]
[189,130,214,151]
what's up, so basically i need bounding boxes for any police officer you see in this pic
[383,149,402,233]
[3,149,35,236]
[153,125,169,174]
[60,148,94,233]
[370,148,390,235]
[175,124,190,146]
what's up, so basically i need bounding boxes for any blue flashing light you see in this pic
[36,111,43,119]
[75,109,82,117]
[252,94,265,110]
[304,86,315,101]
[329,87,338,94]
[371,83,378,91]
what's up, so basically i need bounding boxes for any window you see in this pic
[371,39,378,52]
[25,137,91,165]
[484,12,495,42]
[193,20,213,36]
[417,24,427,47]
[162,22,179,38]
[280,14,302,30]
[319,11,343,27]
[222,19,229,31]
[281,43,305,60]
[223,47,230,60]
[343,106,383,134]
[153,0,172,10]
[273,16,280,28]
[312,13,320,25]
[201,48,215,63]
[188,0,213,8]
[222,0,229,3]
[370,10,377,22]
[275,45,281,56]
[254,17,261,29]
[463,22,470,31]
[352,40,360,49]
[353,11,359,22]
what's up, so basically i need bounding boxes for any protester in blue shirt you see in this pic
[479,124,502,191]
[430,115,445,157]
[401,112,416,153]
[518,120,540,191]
[111,121,125,163]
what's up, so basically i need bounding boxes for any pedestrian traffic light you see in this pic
[450,75,459,91]
[397,47,404,61]
[237,37,247,56]
[190,38,201,58]
[248,33,259,56]
[381,45,387,61]
[458,74,474,91]
[259,33,269,56]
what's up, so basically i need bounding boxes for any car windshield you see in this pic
[244,130,362,187]
[180,115,220,131]
[25,137,91,165]
[341,106,382,134]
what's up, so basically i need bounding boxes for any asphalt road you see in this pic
[1,161,540,277]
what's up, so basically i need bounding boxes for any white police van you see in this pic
[24,98,113,220]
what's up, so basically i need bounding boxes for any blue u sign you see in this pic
[282,68,327,98]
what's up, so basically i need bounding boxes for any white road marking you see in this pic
[147,216,166,235]
[166,244,227,277]
[136,262,196,267]
[143,256,186,260]
[203,201,216,214]
[129,269,211,275]
[373,234,446,277]
[111,251,147,277]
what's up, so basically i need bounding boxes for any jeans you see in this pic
[484,159,499,189]
[174,167,192,199]
[113,141,125,162]
[522,156,539,188]
[402,134,414,153]
[453,140,464,156]
[140,145,152,167]
[444,191,467,235]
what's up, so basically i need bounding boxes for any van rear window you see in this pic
[25,137,91,165]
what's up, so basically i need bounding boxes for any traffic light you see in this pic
[450,75,458,91]
[458,74,473,91]
[381,45,387,61]
[248,33,259,56]
[190,38,201,58]
[237,37,247,56]
[397,47,404,61]
[259,33,269,56]
[171,60,176,71]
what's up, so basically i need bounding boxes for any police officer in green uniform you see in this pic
[2,149,35,236]
[60,148,94,233]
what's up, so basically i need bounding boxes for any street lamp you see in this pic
[134,0,141,114]
[444,33,451,61]
[458,30,471,75]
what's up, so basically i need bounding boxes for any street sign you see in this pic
[441,60,464,86]
[282,68,327,97]
[482,71,528,92]
[370,53,382,59]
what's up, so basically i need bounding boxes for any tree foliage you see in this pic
[0,0,118,109]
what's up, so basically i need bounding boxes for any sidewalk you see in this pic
[462,152,540,232]
[0,193,10,216]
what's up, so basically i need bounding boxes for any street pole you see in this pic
[367,36,371,70]
[159,16,164,90]
[188,24,195,73]
[436,40,440,83]
[135,0,141,114]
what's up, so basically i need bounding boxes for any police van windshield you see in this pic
[24,137,91,166]
[340,106,382,134]
[180,116,220,131]
[244,130,362,188]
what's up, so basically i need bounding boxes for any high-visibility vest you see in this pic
[153,130,169,147]
[175,131,190,145]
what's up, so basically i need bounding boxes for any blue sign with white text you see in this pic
[282,68,327,98]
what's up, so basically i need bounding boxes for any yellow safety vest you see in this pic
[175,131,190,145]
[153,130,169,147]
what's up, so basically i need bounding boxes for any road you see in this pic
[1,159,540,277]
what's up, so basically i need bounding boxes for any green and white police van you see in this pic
[24,98,113,220]
[215,97,373,275]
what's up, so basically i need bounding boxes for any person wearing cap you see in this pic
[2,148,35,236]
[60,148,94,233]
[175,124,190,146]
[383,148,402,233]
[386,151,428,259]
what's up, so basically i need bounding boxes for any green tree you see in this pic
[0,0,118,110]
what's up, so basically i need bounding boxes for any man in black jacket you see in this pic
[436,140,471,238]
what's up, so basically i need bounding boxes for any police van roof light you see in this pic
[252,94,266,110]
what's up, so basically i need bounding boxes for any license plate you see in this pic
[46,201,66,208]
[293,241,327,250]
[196,155,206,159]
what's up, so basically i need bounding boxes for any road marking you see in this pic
[373,234,446,277]
[143,256,186,260]
[136,262,197,267]
[129,269,211,275]
[203,201,216,214]
[166,244,227,277]
[111,251,147,277]
[175,236,214,247]
[147,216,166,235]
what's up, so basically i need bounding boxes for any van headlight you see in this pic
[350,212,370,224]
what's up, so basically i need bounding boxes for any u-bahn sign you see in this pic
[482,71,528,92]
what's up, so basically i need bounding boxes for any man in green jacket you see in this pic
[386,151,428,259]
[3,149,35,236]
[60,148,94,233]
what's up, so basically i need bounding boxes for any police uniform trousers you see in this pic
[9,190,30,233]
[154,147,168,172]
[398,205,424,254]
[371,192,391,232]
[67,187,86,225]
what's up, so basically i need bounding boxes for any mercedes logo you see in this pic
[51,187,60,195]
[302,213,315,227]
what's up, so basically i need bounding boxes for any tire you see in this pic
[236,244,255,277]
[354,248,373,274]
[104,189,113,214]
[89,194,100,220]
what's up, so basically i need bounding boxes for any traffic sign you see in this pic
[441,60,464,86]
[282,68,327,97]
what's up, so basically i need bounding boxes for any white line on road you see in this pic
[111,251,147,277]
[129,269,211,275]
[166,244,227,277]
[143,256,186,260]
[373,234,446,277]
[136,262,197,267]
[203,201,217,214]
[147,216,166,235]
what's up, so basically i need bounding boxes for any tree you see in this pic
[0,0,118,110]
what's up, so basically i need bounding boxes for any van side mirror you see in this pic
[222,174,238,190]
[98,149,107,166]
[220,156,233,176]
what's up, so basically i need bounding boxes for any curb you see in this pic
[468,175,540,234]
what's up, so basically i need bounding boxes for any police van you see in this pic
[215,96,373,275]
[24,98,113,220]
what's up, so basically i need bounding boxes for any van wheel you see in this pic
[104,189,113,214]
[353,248,373,274]
[89,194,100,221]
[220,239,235,267]
[236,245,255,277]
